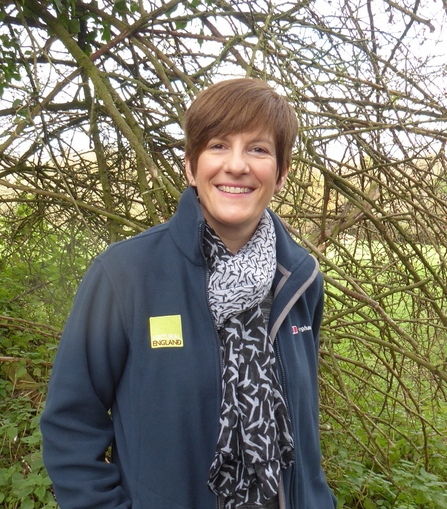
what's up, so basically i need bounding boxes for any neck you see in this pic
[219,235,250,255]
[208,223,257,254]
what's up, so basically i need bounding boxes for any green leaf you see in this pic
[22,434,41,445]
[363,499,377,509]
[166,4,179,17]
[35,484,46,501]
[53,0,64,13]
[86,29,98,42]
[68,18,80,34]
[15,108,28,120]
[20,498,34,509]
[7,426,18,440]
[102,24,112,42]
[114,0,128,15]
[15,365,28,379]
[58,12,70,32]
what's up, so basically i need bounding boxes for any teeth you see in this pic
[217,185,251,194]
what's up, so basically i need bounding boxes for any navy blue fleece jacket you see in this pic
[40,187,336,509]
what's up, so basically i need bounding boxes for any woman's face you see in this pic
[185,130,287,252]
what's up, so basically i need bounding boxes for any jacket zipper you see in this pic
[271,262,320,509]
[199,223,224,372]
[206,274,223,509]
[274,336,295,509]
[198,224,224,509]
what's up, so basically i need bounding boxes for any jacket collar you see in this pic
[168,186,207,266]
[168,187,315,281]
[268,210,314,279]
[267,210,321,341]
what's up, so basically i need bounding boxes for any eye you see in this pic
[250,145,271,155]
[207,141,226,151]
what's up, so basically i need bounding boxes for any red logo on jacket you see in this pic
[292,325,312,335]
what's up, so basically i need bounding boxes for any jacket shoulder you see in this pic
[95,223,171,268]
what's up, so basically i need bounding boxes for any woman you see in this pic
[41,78,337,509]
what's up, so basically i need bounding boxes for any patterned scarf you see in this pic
[204,211,295,509]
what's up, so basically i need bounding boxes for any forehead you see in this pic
[207,128,275,144]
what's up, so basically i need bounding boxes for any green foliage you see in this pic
[113,0,128,16]
[319,237,447,507]
[0,379,56,509]
[0,339,53,509]
[0,203,103,508]
[0,31,21,97]
[0,201,101,325]
[330,451,447,508]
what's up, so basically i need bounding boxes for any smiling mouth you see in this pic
[217,185,252,194]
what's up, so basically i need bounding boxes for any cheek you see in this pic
[259,165,279,188]
[196,158,218,183]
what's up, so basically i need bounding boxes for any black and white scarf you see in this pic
[204,211,295,509]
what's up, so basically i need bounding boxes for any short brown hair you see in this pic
[184,79,298,181]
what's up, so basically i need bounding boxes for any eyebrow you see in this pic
[209,133,274,143]
[251,137,274,144]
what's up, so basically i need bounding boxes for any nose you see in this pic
[224,148,248,175]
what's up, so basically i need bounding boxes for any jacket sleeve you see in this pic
[40,257,131,509]
[312,272,325,358]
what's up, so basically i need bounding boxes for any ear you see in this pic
[275,168,289,193]
[185,156,196,186]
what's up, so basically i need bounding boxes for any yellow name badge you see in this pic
[149,315,183,348]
